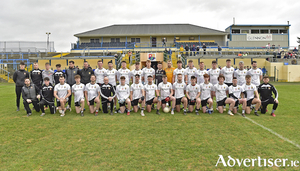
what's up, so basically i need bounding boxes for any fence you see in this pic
[0,41,54,53]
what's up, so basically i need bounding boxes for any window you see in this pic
[176,37,180,41]
[251,29,259,34]
[95,39,99,43]
[279,29,288,34]
[116,38,120,42]
[241,30,249,33]
[260,30,269,33]
[189,37,195,40]
[131,38,141,43]
[270,29,279,34]
[232,29,240,34]
[111,38,120,42]
[90,39,95,43]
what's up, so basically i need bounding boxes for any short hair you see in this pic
[147,75,153,78]
[239,61,244,64]
[226,59,231,62]
[56,64,61,67]
[233,77,237,79]
[199,61,204,64]
[177,73,182,76]
[59,75,65,79]
[33,62,38,65]
[97,60,103,63]
[212,60,217,64]
[90,74,96,78]
[120,76,125,80]
[188,60,193,63]
[245,75,251,79]
[69,61,74,64]
[45,62,50,65]
[167,60,172,63]
[20,62,25,65]
[43,77,50,81]
[135,74,140,78]
[203,73,209,78]
[135,62,140,65]
[108,61,113,64]
[191,76,196,79]
[84,61,88,63]
[74,75,81,79]
[218,74,225,81]
[252,61,257,64]
[177,60,182,64]
[263,75,269,79]
[158,62,162,65]
[121,61,126,63]
[162,75,167,78]
[146,60,151,63]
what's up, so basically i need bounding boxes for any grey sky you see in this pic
[0,0,299,52]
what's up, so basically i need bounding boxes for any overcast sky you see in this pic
[0,0,299,52]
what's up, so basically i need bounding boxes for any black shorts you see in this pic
[201,98,209,107]
[217,97,227,107]
[247,98,254,107]
[146,98,154,105]
[75,102,80,107]
[176,97,183,105]
[131,99,140,106]
[225,83,233,87]
[161,99,167,104]
[119,100,126,107]
[89,97,96,106]
[188,98,196,106]
[234,100,239,108]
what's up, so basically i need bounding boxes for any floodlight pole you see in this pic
[46,32,51,52]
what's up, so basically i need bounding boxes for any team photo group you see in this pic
[13,58,279,117]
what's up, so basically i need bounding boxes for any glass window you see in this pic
[189,37,195,40]
[279,29,287,34]
[260,30,269,33]
[116,38,120,43]
[90,39,95,43]
[232,29,240,34]
[241,30,249,33]
[176,37,180,41]
[251,29,259,34]
[95,39,100,43]
[270,29,279,34]
[136,38,140,43]
[111,38,115,42]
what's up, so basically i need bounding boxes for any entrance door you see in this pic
[151,61,158,70]
[152,37,156,47]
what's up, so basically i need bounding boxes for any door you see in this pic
[152,37,156,47]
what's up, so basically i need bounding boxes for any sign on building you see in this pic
[247,34,272,41]
[148,53,156,61]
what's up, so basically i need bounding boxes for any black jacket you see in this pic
[79,68,94,85]
[30,69,43,88]
[22,84,40,101]
[13,69,30,87]
[40,83,55,102]
[65,67,79,85]
[155,69,166,85]
[100,83,116,99]
[54,70,66,85]
[258,83,278,100]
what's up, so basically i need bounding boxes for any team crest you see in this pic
[64,86,66,88]
[24,73,26,75]
[89,72,91,74]
[74,71,76,73]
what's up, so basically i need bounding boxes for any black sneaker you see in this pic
[16,107,20,111]
[255,111,259,116]
[27,113,32,117]
[156,110,160,115]
[110,111,113,115]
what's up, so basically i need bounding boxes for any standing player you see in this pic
[22,78,41,116]
[84,75,101,116]
[164,60,175,84]
[243,75,261,116]
[39,77,56,116]
[155,62,166,86]
[142,60,155,85]
[171,74,188,115]
[144,75,161,114]
[258,75,278,117]
[94,60,106,86]
[13,62,29,111]
[207,61,220,99]
[30,62,43,89]
[105,61,118,110]
[234,61,247,86]
[130,74,145,116]
[65,60,79,111]
[42,62,54,85]
[228,77,247,117]
[247,61,263,88]
[115,76,131,115]
[221,59,235,87]
[200,74,214,114]
[172,60,185,84]
[117,61,131,85]
[195,61,207,85]
[213,74,235,115]
[80,61,94,85]
[100,77,116,115]
[184,60,197,85]
[130,62,143,83]
[54,76,71,117]
[186,76,201,115]
[158,75,175,112]
[54,64,66,85]
[72,75,85,116]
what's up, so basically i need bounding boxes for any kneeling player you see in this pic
[116,76,131,115]
[130,74,145,116]
[54,76,71,117]
[100,77,116,115]
[40,77,56,116]
[213,74,235,115]
[229,77,247,117]
[243,75,261,116]
[258,75,278,117]
[200,74,214,114]
[72,75,85,116]
[158,75,175,113]
[22,78,41,116]
[84,75,101,116]
[186,76,201,115]
[144,75,161,114]
[171,74,188,115]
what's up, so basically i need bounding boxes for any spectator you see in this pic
[202,43,207,55]
[179,45,184,52]
[128,50,132,63]
[191,45,196,56]
[293,47,298,53]
[162,38,166,47]
[168,48,172,55]
[218,46,222,55]
[243,52,248,56]
[185,44,189,51]
[266,43,271,51]
[238,52,243,56]
[196,46,200,54]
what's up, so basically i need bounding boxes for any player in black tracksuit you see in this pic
[22,79,40,116]
[39,77,56,115]
[54,64,66,85]
[155,62,166,86]
[100,77,116,114]
[258,76,278,116]
[30,64,43,89]
[13,62,30,111]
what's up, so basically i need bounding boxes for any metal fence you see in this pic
[0,41,55,53]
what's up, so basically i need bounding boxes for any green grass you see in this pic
[0,82,300,170]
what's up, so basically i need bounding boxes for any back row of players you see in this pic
[14,59,278,117]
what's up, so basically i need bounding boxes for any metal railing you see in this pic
[0,66,10,81]
[0,41,54,52]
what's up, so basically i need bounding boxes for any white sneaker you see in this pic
[59,110,62,114]
[69,108,72,112]
[141,111,145,116]
[171,110,174,115]
[228,111,234,116]
[60,113,65,117]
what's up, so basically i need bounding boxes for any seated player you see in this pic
[130,74,145,116]
[54,76,71,117]
[22,78,41,116]
[144,75,161,115]
[72,75,85,116]
[228,77,247,117]
[39,77,56,116]
[116,76,131,115]
[200,74,214,114]
[171,73,188,115]
[186,76,201,115]
[84,75,101,116]
[157,75,175,113]
[242,75,261,116]
[100,77,116,115]
[213,74,235,115]
[258,75,278,117]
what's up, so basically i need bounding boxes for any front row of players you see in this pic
[21,73,278,117]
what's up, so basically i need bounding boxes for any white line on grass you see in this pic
[237,113,300,150]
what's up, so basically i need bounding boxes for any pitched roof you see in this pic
[74,24,227,37]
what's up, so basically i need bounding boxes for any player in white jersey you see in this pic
[246,61,263,87]
[144,75,161,114]
[94,60,107,85]
[184,60,197,85]
[157,75,175,111]
[172,60,186,84]
[117,61,131,85]
[242,75,261,116]
[213,74,235,115]
[207,60,220,99]
[234,61,247,86]
[221,59,235,87]
[195,61,207,85]
[116,76,131,115]
[130,62,143,83]
[130,74,145,116]
[72,75,85,116]
[186,76,201,115]
[105,61,118,109]
[54,75,71,117]
[142,60,155,85]
[229,77,247,117]
[200,74,214,114]
[84,75,101,116]
[171,73,188,115]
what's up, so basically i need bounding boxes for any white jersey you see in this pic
[144,84,157,101]
[184,67,197,84]
[142,67,155,84]
[173,82,186,99]
[207,68,220,85]
[221,67,235,83]
[247,68,262,86]
[94,68,107,84]
[72,83,85,102]
[54,83,70,99]
[200,83,213,100]
[234,69,248,86]
[173,68,185,83]
[157,82,172,99]
[186,84,200,100]
[105,68,117,86]
[117,68,131,85]
[213,83,228,102]
[130,69,143,83]
[116,84,130,100]
[84,83,100,101]
[130,82,144,100]
[242,83,257,100]
[195,69,208,85]
[229,85,244,100]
